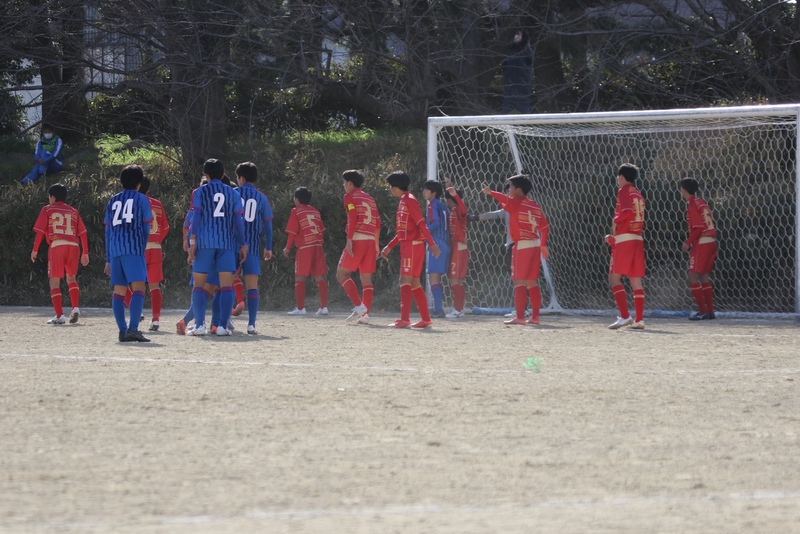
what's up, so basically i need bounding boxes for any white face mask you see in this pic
[43,133,53,140]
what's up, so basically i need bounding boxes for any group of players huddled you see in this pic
[31,160,718,341]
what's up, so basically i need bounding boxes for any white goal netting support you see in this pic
[428,104,800,317]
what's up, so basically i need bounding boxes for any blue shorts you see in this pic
[427,243,451,275]
[240,252,261,276]
[193,248,237,275]
[110,255,148,286]
[206,271,220,287]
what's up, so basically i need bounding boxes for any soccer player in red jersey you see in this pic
[444,181,469,318]
[31,183,90,325]
[337,170,381,324]
[283,187,329,315]
[680,178,718,320]
[605,163,646,330]
[482,175,549,325]
[380,171,441,329]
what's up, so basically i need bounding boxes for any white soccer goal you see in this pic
[428,104,800,317]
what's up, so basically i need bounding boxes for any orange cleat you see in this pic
[176,319,187,335]
[411,320,433,329]
[388,319,412,329]
[232,301,245,317]
[527,317,541,325]
[504,317,527,325]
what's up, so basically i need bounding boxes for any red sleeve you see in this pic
[613,189,632,225]
[159,208,170,243]
[344,194,357,239]
[407,198,435,247]
[387,234,400,250]
[32,232,45,253]
[76,215,89,253]
[488,190,509,209]
[685,201,702,247]
[538,211,550,248]
[454,193,468,217]
[285,209,298,249]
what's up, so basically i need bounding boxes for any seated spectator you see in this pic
[21,124,64,184]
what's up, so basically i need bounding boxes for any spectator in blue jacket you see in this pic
[22,124,64,184]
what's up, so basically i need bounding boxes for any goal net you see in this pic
[428,105,800,316]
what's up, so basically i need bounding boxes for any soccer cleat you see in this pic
[504,317,527,325]
[287,308,306,316]
[187,324,207,336]
[629,320,645,330]
[608,316,633,330]
[125,329,151,342]
[356,313,370,325]
[227,319,236,331]
[176,319,187,335]
[316,307,329,316]
[504,309,533,318]
[247,324,258,335]
[411,320,433,329]
[688,311,705,321]
[527,316,541,325]
[431,311,446,319]
[346,303,368,321]
[446,310,464,318]
[232,301,245,317]
[210,326,218,334]
[47,315,67,325]
[703,312,716,320]
[119,331,129,342]
[149,320,160,331]
[389,319,411,328]
[216,326,232,336]
[69,307,80,324]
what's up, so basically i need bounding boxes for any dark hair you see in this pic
[507,174,533,195]
[423,180,443,198]
[236,162,258,183]
[386,171,411,191]
[294,186,312,205]
[139,176,151,196]
[41,124,54,132]
[120,164,145,190]
[679,178,699,195]
[342,169,365,188]
[618,163,639,184]
[203,158,225,180]
[48,183,67,202]
[445,188,464,202]
[221,174,232,186]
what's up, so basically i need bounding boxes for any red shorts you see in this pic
[399,241,425,277]
[338,239,378,274]
[449,245,469,279]
[610,239,646,278]
[511,242,541,281]
[689,241,718,274]
[48,244,80,278]
[295,245,328,277]
[146,246,165,284]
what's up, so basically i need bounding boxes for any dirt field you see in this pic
[1,305,799,533]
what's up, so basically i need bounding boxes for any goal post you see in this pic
[427,104,800,317]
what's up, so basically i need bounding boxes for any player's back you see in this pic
[147,196,168,243]
[346,189,380,236]
[427,198,450,245]
[292,204,325,247]
[193,179,243,250]
[105,189,152,259]
[238,183,274,252]
[37,202,86,245]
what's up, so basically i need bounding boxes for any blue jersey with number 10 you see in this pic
[191,179,245,251]
[104,189,153,260]
[238,183,274,256]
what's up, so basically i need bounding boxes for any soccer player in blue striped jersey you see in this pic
[422,180,451,317]
[235,162,275,334]
[104,164,153,342]
[187,159,248,336]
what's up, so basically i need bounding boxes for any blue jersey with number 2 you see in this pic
[191,179,245,251]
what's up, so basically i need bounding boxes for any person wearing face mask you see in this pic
[501,29,534,114]
[21,124,64,184]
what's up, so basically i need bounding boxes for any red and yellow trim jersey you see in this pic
[33,201,88,251]
[387,192,435,249]
[488,191,549,245]
[686,196,716,246]
[285,204,326,249]
[344,188,380,240]
[147,196,170,244]
[613,183,645,236]
[448,191,468,246]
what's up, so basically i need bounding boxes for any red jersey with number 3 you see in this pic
[147,196,170,244]
[33,201,88,248]
[286,204,325,248]
[614,183,645,236]
[344,189,380,239]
